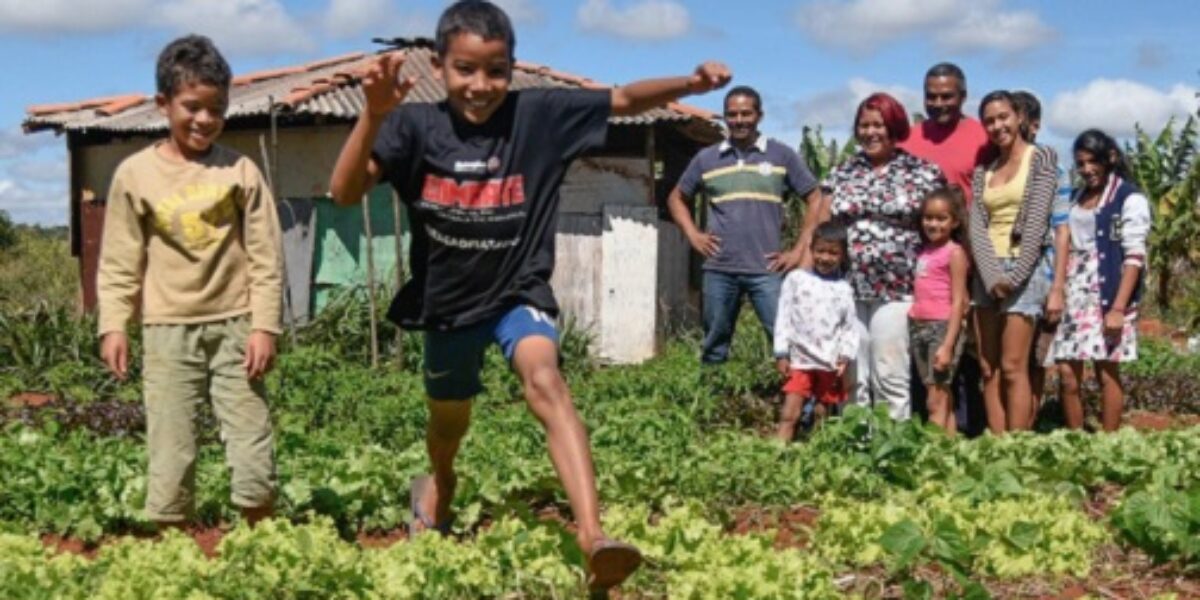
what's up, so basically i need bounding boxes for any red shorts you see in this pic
[782,369,846,406]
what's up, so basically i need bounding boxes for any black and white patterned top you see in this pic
[823,150,945,302]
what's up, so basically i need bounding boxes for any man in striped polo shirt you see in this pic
[667,86,820,364]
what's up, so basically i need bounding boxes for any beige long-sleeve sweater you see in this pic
[97,143,283,336]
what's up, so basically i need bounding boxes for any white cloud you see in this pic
[156,0,315,55]
[792,77,922,131]
[577,0,690,41]
[0,128,56,160]
[327,0,390,38]
[327,0,432,39]
[8,158,66,184]
[936,9,1054,53]
[0,0,314,54]
[794,0,1053,57]
[0,0,151,33]
[1048,79,1199,139]
[493,0,542,24]
[0,179,67,225]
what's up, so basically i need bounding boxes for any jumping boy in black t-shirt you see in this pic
[329,0,730,590]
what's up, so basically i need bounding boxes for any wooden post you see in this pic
[362,194,380,368]
[646,125,657,205]
[262,98,295,342]
[391,190,406,368]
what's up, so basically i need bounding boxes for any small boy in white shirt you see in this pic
[774,222,858,440]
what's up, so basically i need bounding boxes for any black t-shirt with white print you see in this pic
[372,88,610,331]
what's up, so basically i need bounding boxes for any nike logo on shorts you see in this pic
[425,369,453,380]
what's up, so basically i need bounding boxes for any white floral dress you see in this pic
[1051,246,1137,362]
[1050,196,1143,363]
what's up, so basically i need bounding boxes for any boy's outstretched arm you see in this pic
[610,62,731,117]
[329,52,417,205]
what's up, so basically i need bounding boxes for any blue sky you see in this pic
[1,0,1198,224]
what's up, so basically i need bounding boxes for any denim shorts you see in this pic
[908,319,965,386]
[971,256,1051,318]
[423,305,559,400]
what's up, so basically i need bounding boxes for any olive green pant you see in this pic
[142,315,275,522]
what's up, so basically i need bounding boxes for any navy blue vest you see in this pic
[1093,179,1144,311]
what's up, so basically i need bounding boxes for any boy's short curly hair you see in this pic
[156,34,232,98]
[436,0,516,61]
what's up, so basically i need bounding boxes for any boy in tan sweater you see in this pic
[97,35,283,528]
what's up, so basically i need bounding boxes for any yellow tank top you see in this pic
[982,146,1033,257]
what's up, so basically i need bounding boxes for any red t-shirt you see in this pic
[899,117,990,205]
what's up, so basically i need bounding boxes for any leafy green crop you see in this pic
[0,505,840,599]
[1111,484,1200,569]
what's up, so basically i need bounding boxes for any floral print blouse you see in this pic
[822,150,945,302]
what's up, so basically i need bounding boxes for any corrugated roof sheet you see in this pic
[23,42,720,137]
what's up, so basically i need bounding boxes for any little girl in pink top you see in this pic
[908,188,971,435]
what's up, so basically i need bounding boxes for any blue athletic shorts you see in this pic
[423,305,559,400]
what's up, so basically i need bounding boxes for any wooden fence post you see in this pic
[362,194,379,368]
[391,190,406,368]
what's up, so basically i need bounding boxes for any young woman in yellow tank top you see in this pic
[968,90,1058,435]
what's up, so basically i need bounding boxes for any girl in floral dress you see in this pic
[1048,129,1150,432]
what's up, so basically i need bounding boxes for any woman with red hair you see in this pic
[819,92,945,420]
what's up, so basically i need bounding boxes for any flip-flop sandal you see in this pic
[409,475,453,536]
[586,538,643,591]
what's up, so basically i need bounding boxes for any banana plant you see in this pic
[790,126,858,243]
[799,125,858,183]
[1126,116,1200,311]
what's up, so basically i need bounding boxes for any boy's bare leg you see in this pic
[241,503,273,526]
[416,398,472,531]
[155,520,188,533]
[1095,361,1124,432]
[813,403,828,429]
[511,336,604,551]
[777,393,805,441]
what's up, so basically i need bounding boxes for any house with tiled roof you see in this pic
[23,39,722,364]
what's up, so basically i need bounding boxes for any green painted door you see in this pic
[311,186,410,313]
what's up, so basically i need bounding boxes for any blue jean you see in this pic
[701,271,782,364]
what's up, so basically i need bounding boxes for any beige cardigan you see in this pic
[968,144,1059,293]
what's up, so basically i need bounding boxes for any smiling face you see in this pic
[723,94,762,145]
[924,75,965,127]
[855,107,895,165]
[981,99,1021,152]
[156,80,227,161]
[811,238,845,277]
[435,32,512,125]
[921,197,958,245]
[1075,149,1110,192]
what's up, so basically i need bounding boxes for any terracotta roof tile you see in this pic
[666,101,719,121]
[95,95,149,116]
[302,52,366,72]
[23,42,720,144]
[231,66,306,86]
[26,94,139,116]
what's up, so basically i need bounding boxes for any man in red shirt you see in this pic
[900,62,990,436]
[899,63,990,204]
